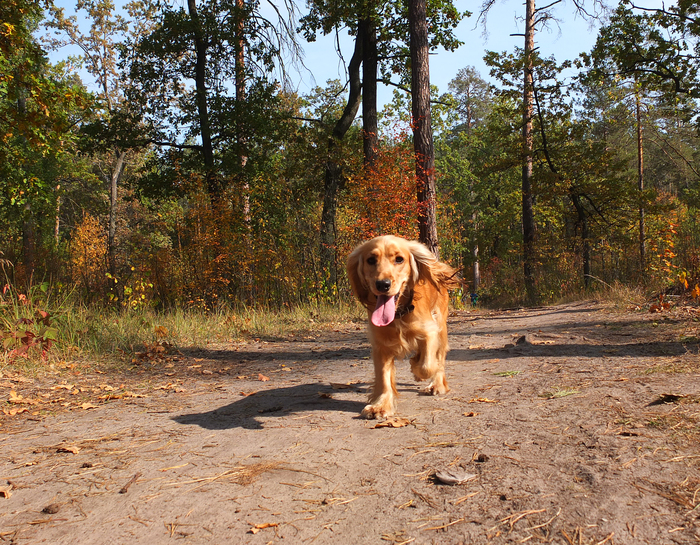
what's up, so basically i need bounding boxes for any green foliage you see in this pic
[3,0,700,318]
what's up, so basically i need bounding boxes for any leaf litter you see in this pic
[2,302,700,544]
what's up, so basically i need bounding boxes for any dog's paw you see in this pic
[423,379,449,396]
[361,403,395,419]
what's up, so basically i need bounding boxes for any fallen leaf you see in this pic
[330,382,358,390]
[0,483,13,499]
[2,407,28,416]
[468,397,498,403]
[57,445,80,454]
[80,403,98,410]
[240,391,258,397]
[318,392,333,399]
[248,522,278,534]
[258,374,270,382]
[374,417,412,428]
[463,411,479,417]
[434,469,478,485]
[8,391,23,403]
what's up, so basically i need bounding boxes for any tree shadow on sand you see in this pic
[172,383,369,430]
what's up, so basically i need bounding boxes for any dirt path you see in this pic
[2,302,700,544]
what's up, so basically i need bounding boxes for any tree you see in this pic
[46,0,137,281]
[123,0,299,202]
[479,0,603,302]
[584,4,695,279]
[441,67,493,290]
[1,0,94,280]
[300,0,467,272]
[409,0,438,256]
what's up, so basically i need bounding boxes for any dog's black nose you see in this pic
[376,280,391,293]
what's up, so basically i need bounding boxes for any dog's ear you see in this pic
[347,243,371,306]
[407,240,461,290]
[406,240,438,285]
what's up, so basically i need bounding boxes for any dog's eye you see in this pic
[367,256,377,265]
[395,256,404,264]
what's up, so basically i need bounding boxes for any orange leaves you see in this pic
[691,285,700,299]
[340,131,419,245]
[69,212,107,292]
[373,416,412,428]
[248,522,278,534]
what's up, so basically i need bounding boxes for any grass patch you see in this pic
[588,280,648,310]
[644,355,700,375]
[1,281,365,374]
[493,370,521,377]
[539,387,580,399]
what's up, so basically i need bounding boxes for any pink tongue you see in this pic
[371,294,396,327]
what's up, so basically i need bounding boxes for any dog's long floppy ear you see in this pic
[347,243,371,306]
[407,240,461,291]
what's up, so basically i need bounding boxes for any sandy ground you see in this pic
[2,301,700,544]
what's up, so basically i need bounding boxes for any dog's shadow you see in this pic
[173,383,369,430]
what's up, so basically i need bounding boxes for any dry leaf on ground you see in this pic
[434,469,477,485]
[258,374,270,382]
[0,483,13,499]
[330,382,359,389]
[374,417,412,429]
[2,407,28,416]
[248,522,278,534]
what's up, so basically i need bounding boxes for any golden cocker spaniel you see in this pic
[347,235,461,418]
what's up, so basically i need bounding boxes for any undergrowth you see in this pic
[0,280,365,374]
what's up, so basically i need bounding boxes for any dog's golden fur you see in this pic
[347,235,461,418]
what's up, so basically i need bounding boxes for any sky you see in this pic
[293,0,611,106]
[48,0,641,106]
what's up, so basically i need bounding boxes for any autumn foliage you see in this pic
[339,132,419,254]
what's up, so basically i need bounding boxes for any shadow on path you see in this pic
[173,383,368,430]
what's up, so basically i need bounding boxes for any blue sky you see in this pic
[50,0,660,105]
[294,0,611,106]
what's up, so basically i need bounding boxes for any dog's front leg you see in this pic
[410,327,449,395]
[362,345,398,419]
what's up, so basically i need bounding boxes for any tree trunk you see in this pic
[409,0,438,258]
[362,17,378,169]
[54,185,61,249]
[635,82,646,278]
[571,194,591,289]
[522,0,537,303]
[471,210,480,292]
[319,22,364,289]
[22,202,35,282]
[108,150,127,279]
[187,0,218,199]
[235,0,250,224]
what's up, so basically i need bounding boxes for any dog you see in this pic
[346,235,461,418]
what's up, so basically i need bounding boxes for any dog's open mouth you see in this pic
[371,294,398,327]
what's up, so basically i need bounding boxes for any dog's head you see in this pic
[346,235,443,326]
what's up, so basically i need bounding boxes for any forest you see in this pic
[2,0,700,323]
